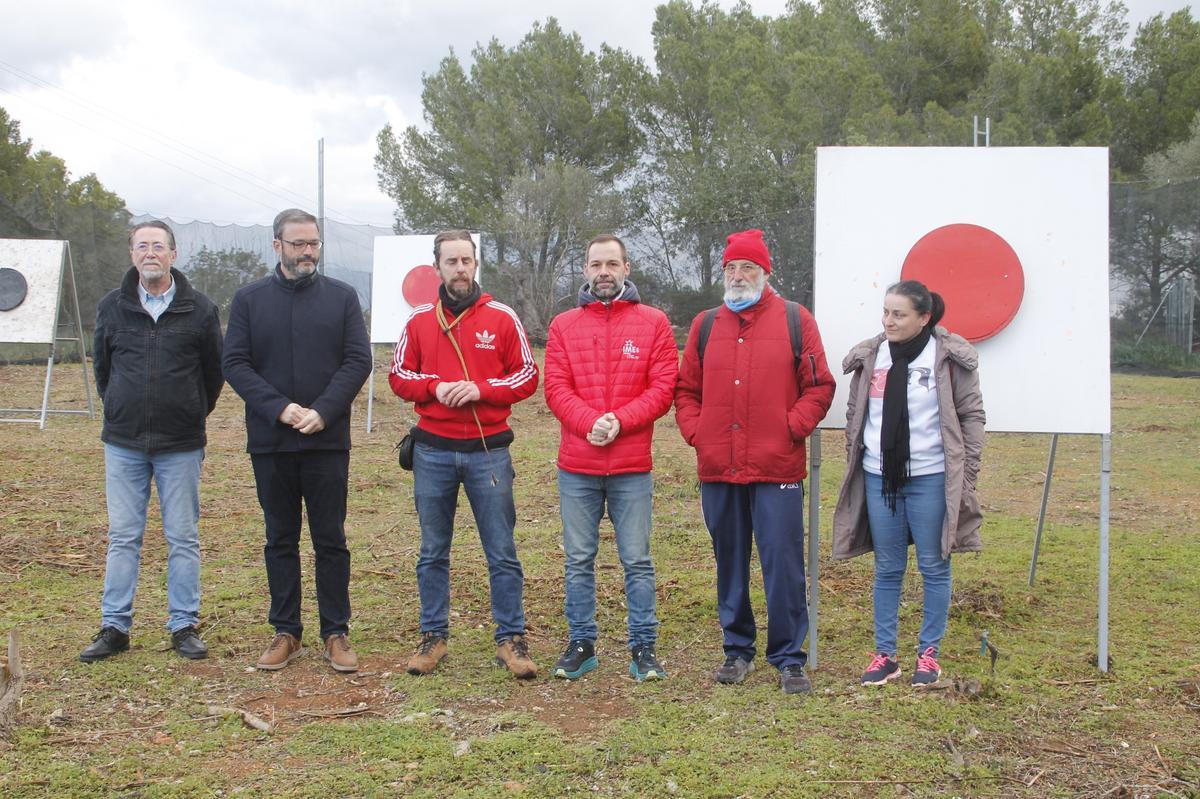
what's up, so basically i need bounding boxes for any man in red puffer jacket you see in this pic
[544,235,679,683]
[675,229,834,695]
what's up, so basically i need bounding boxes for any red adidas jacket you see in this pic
[674,285,835,483]
[544,282,679,475]
[389,293,539,439]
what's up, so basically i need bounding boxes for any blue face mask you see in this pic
[724,290,762,312]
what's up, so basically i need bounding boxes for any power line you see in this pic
[0,60,393,226]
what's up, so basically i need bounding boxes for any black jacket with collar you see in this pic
[222,265,372,454]
[93,267,224,454]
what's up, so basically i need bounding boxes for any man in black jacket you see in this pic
[82,220,224,663]
[223,208,372,674]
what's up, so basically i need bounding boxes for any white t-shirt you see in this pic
[862,336,945,476]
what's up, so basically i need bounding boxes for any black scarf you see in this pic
[438,281,481,316]
[880,325,934,511]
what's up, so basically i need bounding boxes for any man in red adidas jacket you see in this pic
[389,230,540,679]
[543,235,679,683]
[675,229,835,695]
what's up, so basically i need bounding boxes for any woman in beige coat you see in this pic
[832,280,984,687]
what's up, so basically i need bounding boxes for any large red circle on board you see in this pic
[900,223,1024,342]
[402,265,441,308]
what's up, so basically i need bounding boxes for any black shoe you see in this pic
[171,626,209,660]
[780,664,812,695]
[629,643,666,681]
[553,639,598,679]
[80,627,130,662]
[714,655,754,684]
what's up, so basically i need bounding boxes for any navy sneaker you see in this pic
[912,646,942,686]
[629,643,666,681]
[553,639,598,679]
[780,664,812,694]
[714,655,754,684]
[861,653,902,686]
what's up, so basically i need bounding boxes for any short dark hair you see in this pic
[273,208,319,240]
[128,220,176,250]
[433,230,476,264]
[886,279,946,328]
[585,234,628,263]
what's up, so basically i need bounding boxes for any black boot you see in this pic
[80,627,130,662]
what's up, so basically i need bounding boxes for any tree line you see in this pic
[375,0,1200,339]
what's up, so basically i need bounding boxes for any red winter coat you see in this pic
[544,282,679,475]
[389,292,539,439]
[674,285,835,483]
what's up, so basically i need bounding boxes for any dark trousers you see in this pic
[250,450,351,640]
[700,480,809,668]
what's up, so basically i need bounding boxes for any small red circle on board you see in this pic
[900,223,1024,342]
[402,265,441,308]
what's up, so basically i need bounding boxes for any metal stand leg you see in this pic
[1028,433,1059,586]
[807,430,821,670]
[1098,433,1111,672]
[39,345,55,430]
[366,362,375,433]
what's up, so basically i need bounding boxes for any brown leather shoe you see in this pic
[256,632,302,670]
[323,633,358,673]
[406,632,448,675]
[495,634,537,679]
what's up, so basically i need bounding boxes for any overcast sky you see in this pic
[0,0,1192,228]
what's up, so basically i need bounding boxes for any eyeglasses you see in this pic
[132,243,172,254]
[723,263,761,276]
[279,238,323,250]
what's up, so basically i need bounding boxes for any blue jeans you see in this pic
[558,469,658,647]
[864,471,951,656]
[413,443,525,642]
[101,443,204,633]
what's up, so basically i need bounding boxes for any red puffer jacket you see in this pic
[674,285,835,483]
[389,292,539,439]
[544,282,679,475]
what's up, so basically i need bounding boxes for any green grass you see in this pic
[0,357,1197,798]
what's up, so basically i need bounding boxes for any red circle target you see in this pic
[900,223,1024,342]
[402,265,441,308]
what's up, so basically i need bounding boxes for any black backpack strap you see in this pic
[784,300,803,369]
[697,307,720,368]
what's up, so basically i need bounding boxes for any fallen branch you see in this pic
[293,706,378,719]
[206,705,273,734]
[0,630,25,739]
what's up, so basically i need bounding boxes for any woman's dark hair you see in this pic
[886,279,945,330]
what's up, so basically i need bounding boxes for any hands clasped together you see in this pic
[278,402,326,434]
[588,412,621,447]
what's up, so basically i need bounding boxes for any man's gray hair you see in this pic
[128,220,176,250]
[273,208,319,240]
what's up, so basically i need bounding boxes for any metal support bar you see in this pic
[1098,434,1111,672]
[366,362,376,433]
[807,430,821,670]
[64,243,94,419]
[1028,433,1059,586]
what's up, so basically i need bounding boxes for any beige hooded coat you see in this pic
[832,328,985,561]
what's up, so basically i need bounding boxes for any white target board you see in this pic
[0,239,67,344]
[814,147,1110,434]
[370,233,482,345]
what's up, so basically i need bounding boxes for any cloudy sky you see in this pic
[0,0,1191,228]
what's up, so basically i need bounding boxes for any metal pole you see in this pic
[1097,434,1111,672]
[985,117,991,146]
[366,363,375,433]
[39,344,55,430]
[972,115,979,147]
[1028,433,1059,586]
[64,243,94,418]
[317,137,325,277]
[807,430,821,669]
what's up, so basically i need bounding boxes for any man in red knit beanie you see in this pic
[675,228,834,694]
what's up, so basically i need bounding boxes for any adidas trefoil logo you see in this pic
[475,329,497,350]
[622,339,640,359]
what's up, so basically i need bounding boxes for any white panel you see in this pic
[369,234,482,344]
[814,147,1110,434]
[0,239,66,344]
